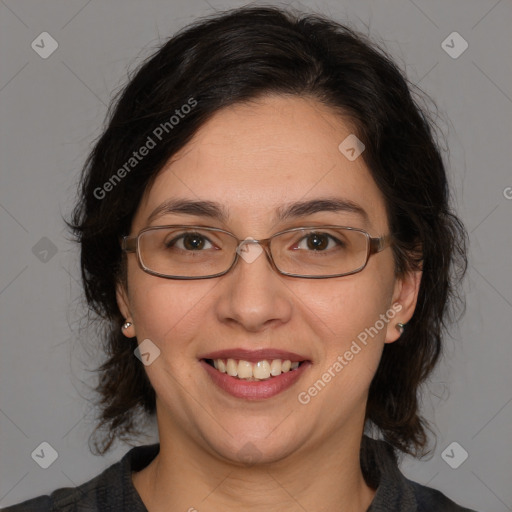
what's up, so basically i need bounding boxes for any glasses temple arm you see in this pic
[370,233,392,253]
[121,236,137,253]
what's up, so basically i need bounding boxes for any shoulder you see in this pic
[1,444,159,512]
[361,436,479,512]
[408,479,478,512]
[1,495,52,512]
[1,472,112,512]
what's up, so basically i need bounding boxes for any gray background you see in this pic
[0,0,511,510]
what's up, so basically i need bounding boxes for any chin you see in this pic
[207,431,302,467]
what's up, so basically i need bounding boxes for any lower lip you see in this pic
[200,360,311,400]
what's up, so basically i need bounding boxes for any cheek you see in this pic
[296,284,393,423]
[304,270,395,343]
[301,266,396,390]
[128,272,218,351]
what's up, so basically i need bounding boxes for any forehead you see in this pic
[136,95,389,233]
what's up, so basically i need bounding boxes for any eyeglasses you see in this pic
[121,225,391,280]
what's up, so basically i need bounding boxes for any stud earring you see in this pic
[396,322,406,334]
[122,321,133,332]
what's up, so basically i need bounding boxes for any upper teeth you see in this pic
[213,358,300,380]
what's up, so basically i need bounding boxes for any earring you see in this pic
[396,322,406,334]
[122,321,133,332]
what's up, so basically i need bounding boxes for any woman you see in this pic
[5,6,474,511]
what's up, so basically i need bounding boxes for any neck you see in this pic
[132,419,376,512]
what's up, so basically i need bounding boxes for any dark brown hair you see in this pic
[68,6,468,457]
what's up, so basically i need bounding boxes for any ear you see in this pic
[385,269,422,344]
[116,281,136,338]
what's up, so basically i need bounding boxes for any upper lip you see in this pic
[198,348,309,363]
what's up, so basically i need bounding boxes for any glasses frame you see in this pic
[121,225,391,280]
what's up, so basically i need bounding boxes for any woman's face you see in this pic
[118,95,419,465]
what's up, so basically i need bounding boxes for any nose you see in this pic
[214,240,293,332]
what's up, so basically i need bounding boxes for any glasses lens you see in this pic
[271,227,369,277]
[138,227,236,277]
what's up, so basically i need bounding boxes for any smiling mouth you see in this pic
[203,358,306,381]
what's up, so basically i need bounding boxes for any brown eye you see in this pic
[295,232,342,251]
[166,233,213,251]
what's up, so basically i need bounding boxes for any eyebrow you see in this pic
[146,197,370,226]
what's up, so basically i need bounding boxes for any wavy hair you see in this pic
[68,6,468,457]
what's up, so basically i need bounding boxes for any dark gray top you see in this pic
[2,437,478,511]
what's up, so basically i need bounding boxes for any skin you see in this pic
[117,94,421,512]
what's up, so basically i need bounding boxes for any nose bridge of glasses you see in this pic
[229,235,288,279]
[234,236,274,264]
[235,236,269,251]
